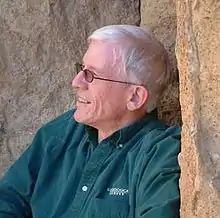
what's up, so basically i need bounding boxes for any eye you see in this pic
[84,69,94,83]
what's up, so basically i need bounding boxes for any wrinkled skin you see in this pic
[72,41,131,140]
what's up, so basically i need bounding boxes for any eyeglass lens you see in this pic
[75,63,93,83]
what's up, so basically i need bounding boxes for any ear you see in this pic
[127,86,148,111]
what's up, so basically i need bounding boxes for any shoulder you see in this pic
[40,109,76,132]
[141,121,181,154]
[33,109,85,151]
[133,122,181,177]
[135,122,181,185]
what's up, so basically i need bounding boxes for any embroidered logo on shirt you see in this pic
[107,188,129,196]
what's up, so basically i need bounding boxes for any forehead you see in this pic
[83,41,115,73]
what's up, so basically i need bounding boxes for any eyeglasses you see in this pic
[75,63,141,86]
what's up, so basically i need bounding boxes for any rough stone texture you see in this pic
[176,0,220,217]
[141,0,182,126]
[0,0,140,177]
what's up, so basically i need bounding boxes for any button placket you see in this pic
[69,143,114,217]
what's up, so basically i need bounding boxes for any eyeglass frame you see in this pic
[75,63,143,86]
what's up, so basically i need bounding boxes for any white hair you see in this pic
[88,25,171,113]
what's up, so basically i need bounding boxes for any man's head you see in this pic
[72,25,171,136]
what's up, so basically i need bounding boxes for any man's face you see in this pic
[72,41,129,129]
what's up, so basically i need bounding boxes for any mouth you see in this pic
[76,96,91,104]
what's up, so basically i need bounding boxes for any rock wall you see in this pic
[141,0,182,125]
[0,0,140,177]
[176,0,220,217]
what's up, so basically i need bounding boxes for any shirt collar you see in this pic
[85,109,158,147]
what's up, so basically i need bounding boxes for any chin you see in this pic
[73,109,90,125]
[73,109,82,122]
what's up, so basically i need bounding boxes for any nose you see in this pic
[72,71,88,89]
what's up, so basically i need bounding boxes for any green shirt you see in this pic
[0,109,181,218]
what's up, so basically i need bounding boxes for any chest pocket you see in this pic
[89,197,130,218]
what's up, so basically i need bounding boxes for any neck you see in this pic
[97,110,146,142]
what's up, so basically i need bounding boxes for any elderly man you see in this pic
[0,25,181,217]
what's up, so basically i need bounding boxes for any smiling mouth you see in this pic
[77,96,91,104]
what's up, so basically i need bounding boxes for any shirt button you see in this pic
[118,144,123,149]
[82,186,88,192]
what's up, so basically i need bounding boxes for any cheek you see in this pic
[89,85,111,113]
[96,87,126,114]
[92,91,106,113]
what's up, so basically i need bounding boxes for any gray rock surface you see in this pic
[141,0,181,125]
[0,0,140,177]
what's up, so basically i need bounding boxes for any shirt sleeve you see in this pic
[136,127,181,218]
[0,128,45,218]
